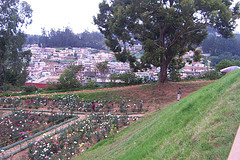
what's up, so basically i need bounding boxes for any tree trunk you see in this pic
[159,60,168,83]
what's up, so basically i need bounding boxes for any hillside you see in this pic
[74,70,240,159]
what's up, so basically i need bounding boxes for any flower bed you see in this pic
[0,110,73,148]
[28,113,137,160]
[0,94,146,159]
[0,95,149,114]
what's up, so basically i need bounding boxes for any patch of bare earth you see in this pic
[109,80,214,111]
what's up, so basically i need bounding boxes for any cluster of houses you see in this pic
[24,44,209,88]
[181,50,210,78]
[24,45,132,88]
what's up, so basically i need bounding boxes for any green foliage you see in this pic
[0,83,15,91]
[184,70,222,81]
[58,64,84,89]
[203,70,222,80]
[80,31,106,49]
[232,60,240,66]
[193,50,202,62]
[96,61,109,77]
[209,52,240,66]
[84,80,99,89]
[1,92,11,97]
[184,75,198,81]
[38,28,105,49]
[109,124,118,141]
[46,82,62,90]
[96,61,110,83]
[202,33,240,66]
[39,27,80,48]
[109,72,118,84]
[216,59,240,71]
[25,34,40,44]
[94,0,239,83]
[24,85,38,93]
[111,72,142,85]
[0,0,33,87]
[202,33,240,57]
[168,58,185,82]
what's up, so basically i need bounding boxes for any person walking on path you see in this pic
[177,88,182,101]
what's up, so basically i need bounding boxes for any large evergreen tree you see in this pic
[94,0,240,83]
[0,0,32,86]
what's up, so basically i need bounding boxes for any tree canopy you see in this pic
[216,59,240,71]
[0,0,33,87]
[201,33,240,66]
[38,28,106,49]
[96,61,109,77]
[94,0,240,83]
[58,64,84,89]
[202,33,240,56]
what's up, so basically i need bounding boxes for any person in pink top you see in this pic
[92,102,95,112]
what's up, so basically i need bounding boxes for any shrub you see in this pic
[1,92,11,97]
[185,75,197,80]
[84,80,99,89]
[118,72,143,85]
[46,82,62,90]
[59,64,83,89]
[203,70,222,80]
[24,85,38,93]
[0,83,16,91]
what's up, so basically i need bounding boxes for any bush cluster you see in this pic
[24,85,38,93]
[185,70,222,80]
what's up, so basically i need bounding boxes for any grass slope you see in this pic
[74,70,240,160]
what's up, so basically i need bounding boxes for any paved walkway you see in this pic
[228,124,240,160]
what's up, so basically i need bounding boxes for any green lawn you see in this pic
[74,70,240,160]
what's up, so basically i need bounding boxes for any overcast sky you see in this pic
[22,0,103,35]
[22,0,240,35]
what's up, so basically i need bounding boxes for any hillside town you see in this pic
[24,44,209,88]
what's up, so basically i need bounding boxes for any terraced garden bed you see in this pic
[0,111,73,148]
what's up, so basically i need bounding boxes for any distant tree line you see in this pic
[26,28,106,49]
[215,59,240,71]
[201,33,240,66]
